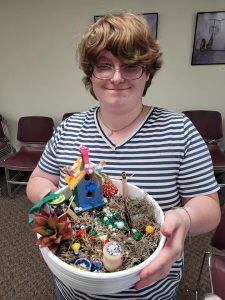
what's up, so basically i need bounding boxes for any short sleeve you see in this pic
[177,115,219,198]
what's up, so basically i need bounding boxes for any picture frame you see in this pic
[94,13,158,39]
[191,11,225,65]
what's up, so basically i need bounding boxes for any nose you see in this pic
[110,69,125,83]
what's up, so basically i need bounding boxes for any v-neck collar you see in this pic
[94,106,153,150]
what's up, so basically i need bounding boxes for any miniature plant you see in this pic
[32,210,73,254]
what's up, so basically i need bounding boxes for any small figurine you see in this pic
[95,160,106,173]
[74,258,91,271]
[90,260,102,272]
[71,243,81,255]
[102,241,123,272]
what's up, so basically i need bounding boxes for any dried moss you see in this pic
[55,194,161,272]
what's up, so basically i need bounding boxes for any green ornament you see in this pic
[132,230,142,241]
[89,230,97,236]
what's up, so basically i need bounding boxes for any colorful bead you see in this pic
[146,225,154,234]
[132,230,142,241]
[116,221,125,229]
[77,229,85,237]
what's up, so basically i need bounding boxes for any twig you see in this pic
[121,172,132,235]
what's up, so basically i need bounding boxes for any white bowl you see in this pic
[39,180,166,295]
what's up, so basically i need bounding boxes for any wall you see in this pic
[0,0,225,148]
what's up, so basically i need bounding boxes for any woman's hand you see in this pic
[135,208,190,289]
[26,166,59,203]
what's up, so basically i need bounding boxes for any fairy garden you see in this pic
[29,145,162,273]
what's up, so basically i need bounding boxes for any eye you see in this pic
[123,65,140,71]
[96,63,111,70]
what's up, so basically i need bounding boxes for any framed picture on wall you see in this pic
[94,13,158,39]
[191,11,225,65]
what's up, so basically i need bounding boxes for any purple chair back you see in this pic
[183,110,223,142]
[17,116,54,143]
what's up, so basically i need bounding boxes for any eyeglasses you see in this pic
[92,64,146,80]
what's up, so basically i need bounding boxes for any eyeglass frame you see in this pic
[91,64,147,80]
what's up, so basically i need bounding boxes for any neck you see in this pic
[98,105,145,137]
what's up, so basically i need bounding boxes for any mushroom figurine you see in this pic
[71,242,81,255]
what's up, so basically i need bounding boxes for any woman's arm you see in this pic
[26,166,60,204]
[181,192,221,236]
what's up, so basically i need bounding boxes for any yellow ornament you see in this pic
[145,225,154,234]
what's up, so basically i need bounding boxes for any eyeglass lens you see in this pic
[93,65,144,80]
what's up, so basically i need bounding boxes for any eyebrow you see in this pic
[97,56,111,61]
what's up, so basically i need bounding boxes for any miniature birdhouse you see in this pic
[65,145,106,212]
[74,173,105,212]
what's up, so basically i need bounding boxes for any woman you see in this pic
[27,12,221,300]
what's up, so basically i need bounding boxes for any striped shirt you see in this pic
[39,107,219,300]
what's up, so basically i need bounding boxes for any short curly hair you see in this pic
[78,12,162,99]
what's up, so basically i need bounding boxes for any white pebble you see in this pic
[116,221,124,229]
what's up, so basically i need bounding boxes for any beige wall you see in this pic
[0,0,225,148]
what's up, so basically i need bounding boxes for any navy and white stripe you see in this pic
[39,107,219,299]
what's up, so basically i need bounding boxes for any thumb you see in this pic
[160,212,178,238]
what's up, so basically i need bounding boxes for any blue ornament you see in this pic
[74,258,91,271]
[91,261,102,272]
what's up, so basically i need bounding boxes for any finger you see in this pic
[135,254,174,289]
[140,248,169,279]
[161,208,189,238]
[136,232,184,288]
[160,213,179,238]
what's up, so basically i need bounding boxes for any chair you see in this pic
[3,116,54,196]
[62,112,77,120]
[0,114,15,166]
[195,204,225,300]
[183,110,225,189]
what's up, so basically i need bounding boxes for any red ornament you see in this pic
[101,239,110,247]
[103,177,118,198]
[77,229,85,237]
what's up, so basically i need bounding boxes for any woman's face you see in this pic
[91,51,149,110]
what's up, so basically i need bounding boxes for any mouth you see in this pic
[105,87,130,91]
